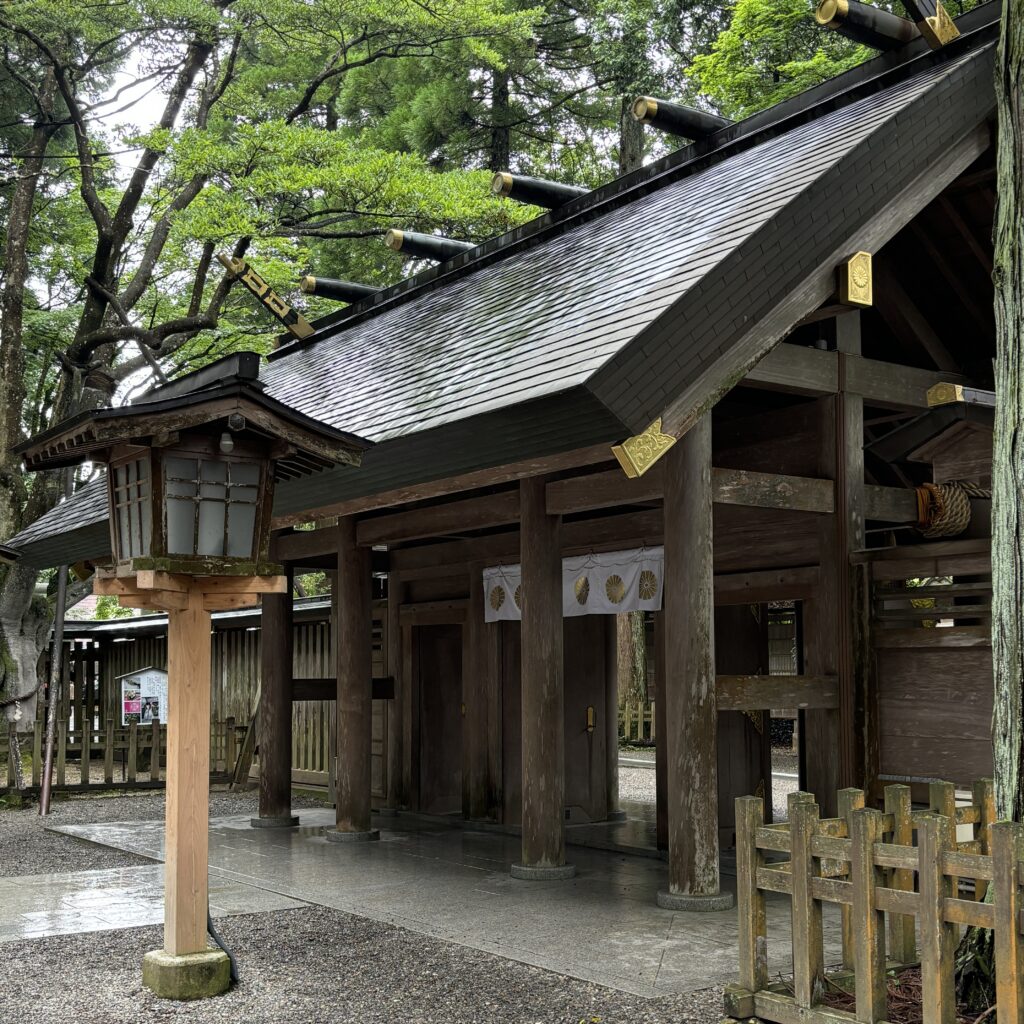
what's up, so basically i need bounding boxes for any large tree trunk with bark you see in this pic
[991,0,1024,827]
[956,2,1023,1011]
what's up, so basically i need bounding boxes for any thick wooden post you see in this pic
[884,783,917,965]
[806,314,866,815]
[605,616,623,821]
[918,812,957,1024]
[385,571,404,810]
[512,476,574,879]
[463,564,489,820]
[850,807,887,1022]
[993,820,1024,1023]
[658,414,732,911]
[654,610,667,849]
[328,517,377,842]
[164,587,213,955]
[790,792,824,1008]
[254,566,298,828]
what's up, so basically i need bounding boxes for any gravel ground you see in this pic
[0,905,725,1024]
[0,789,327,878]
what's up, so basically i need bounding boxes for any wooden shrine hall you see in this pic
[6,2,1004,910]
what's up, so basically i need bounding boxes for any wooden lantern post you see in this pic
[14,351,370,1000]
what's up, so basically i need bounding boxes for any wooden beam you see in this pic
[517,475,570,875]
[938,195,992,275]
[714,567,820,604]
[909,220,991,333]
[864,485,919,523]
[545,466,835,516]
[292,677,394,701]
[927,382,997,408]
[716,675,839,712]
[258,570,295,824]
[333,517,375,837]
[271,442,613,531]
[164,587,212,956]
[657,124,989,441]
[874,274,958,372]
[357,490,520,547]
[661,413,726,906]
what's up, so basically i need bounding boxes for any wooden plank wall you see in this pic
[871,546,993,786]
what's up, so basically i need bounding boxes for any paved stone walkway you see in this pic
[0,863,306,943]
[45,809,842,997]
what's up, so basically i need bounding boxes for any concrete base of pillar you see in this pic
[249,814,299,829]
[142,949,230,1000]
[605,810,628,822]
[656,889,734,912]
[324,827,380,843]
[510,862,576,881]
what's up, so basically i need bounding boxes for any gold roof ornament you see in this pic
[902,0,960,48]
[611,418,677,478]
[837,251,873,307]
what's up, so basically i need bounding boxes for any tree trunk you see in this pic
[488,68,511,173]
[616,612,647,707]
[956,2,1022,1010]
[618,95,644,175]
[991,0,1024,826]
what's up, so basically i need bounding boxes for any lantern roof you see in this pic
[15,352,370,479]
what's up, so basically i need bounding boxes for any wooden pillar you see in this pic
[605,616,623,821]
[328,516,378,842]
[658,414,733,911]
[654,611,668,849]
[805,312,866,815]
[463,564,489,819]
[254,565,298,827]
[385,571,404,809]
[512,476,574,879]
[164,587,213,954]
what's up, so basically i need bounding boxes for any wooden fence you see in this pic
[619,701,655,743]
[0,710,252,795]
[724,778,1020,1024]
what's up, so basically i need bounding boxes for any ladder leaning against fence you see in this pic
[726,778,1024,1024]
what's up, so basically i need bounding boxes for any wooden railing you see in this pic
[725,779,1024,1024]
[0,715,251,795]
[619,701,655,743]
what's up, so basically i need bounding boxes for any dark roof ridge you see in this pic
[271,2,1000,364]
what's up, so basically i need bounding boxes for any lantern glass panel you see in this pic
[110,456,152,561]
[162,451,262,559]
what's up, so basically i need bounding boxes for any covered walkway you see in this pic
[45,810,842,997]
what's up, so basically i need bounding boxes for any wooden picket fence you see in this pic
[725,778,1024,1024]
[619,701,655,743]
[0,713,252,795]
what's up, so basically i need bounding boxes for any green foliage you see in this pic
[94,595,134,620]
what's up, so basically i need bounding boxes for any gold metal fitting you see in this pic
[920,4,960,48]
[611,417,677,479]
[299,275,316,294]
[927,382,965,407]
[384,228,404,252]
[631,97,658,123]
[815,0,849,27]
[837,251,873,307]
[491,171,514,197]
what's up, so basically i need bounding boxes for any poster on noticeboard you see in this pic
[118,667,169,726]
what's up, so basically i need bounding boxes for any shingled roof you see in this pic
[6,4,1001,569]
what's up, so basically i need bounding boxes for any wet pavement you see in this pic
[44,809,843,997]
[0,862,306,943]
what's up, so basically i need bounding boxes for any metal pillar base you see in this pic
[249,814,299,829]
[510,862,576,881]
[324,827,380,843]
[656,889,734,912]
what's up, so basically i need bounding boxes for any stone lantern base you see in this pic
[142,949,231,1000]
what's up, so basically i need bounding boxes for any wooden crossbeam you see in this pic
[716,674,839,712]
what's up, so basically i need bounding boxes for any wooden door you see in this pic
[416,624,463,815]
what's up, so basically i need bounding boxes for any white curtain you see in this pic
[482,546,664,622]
